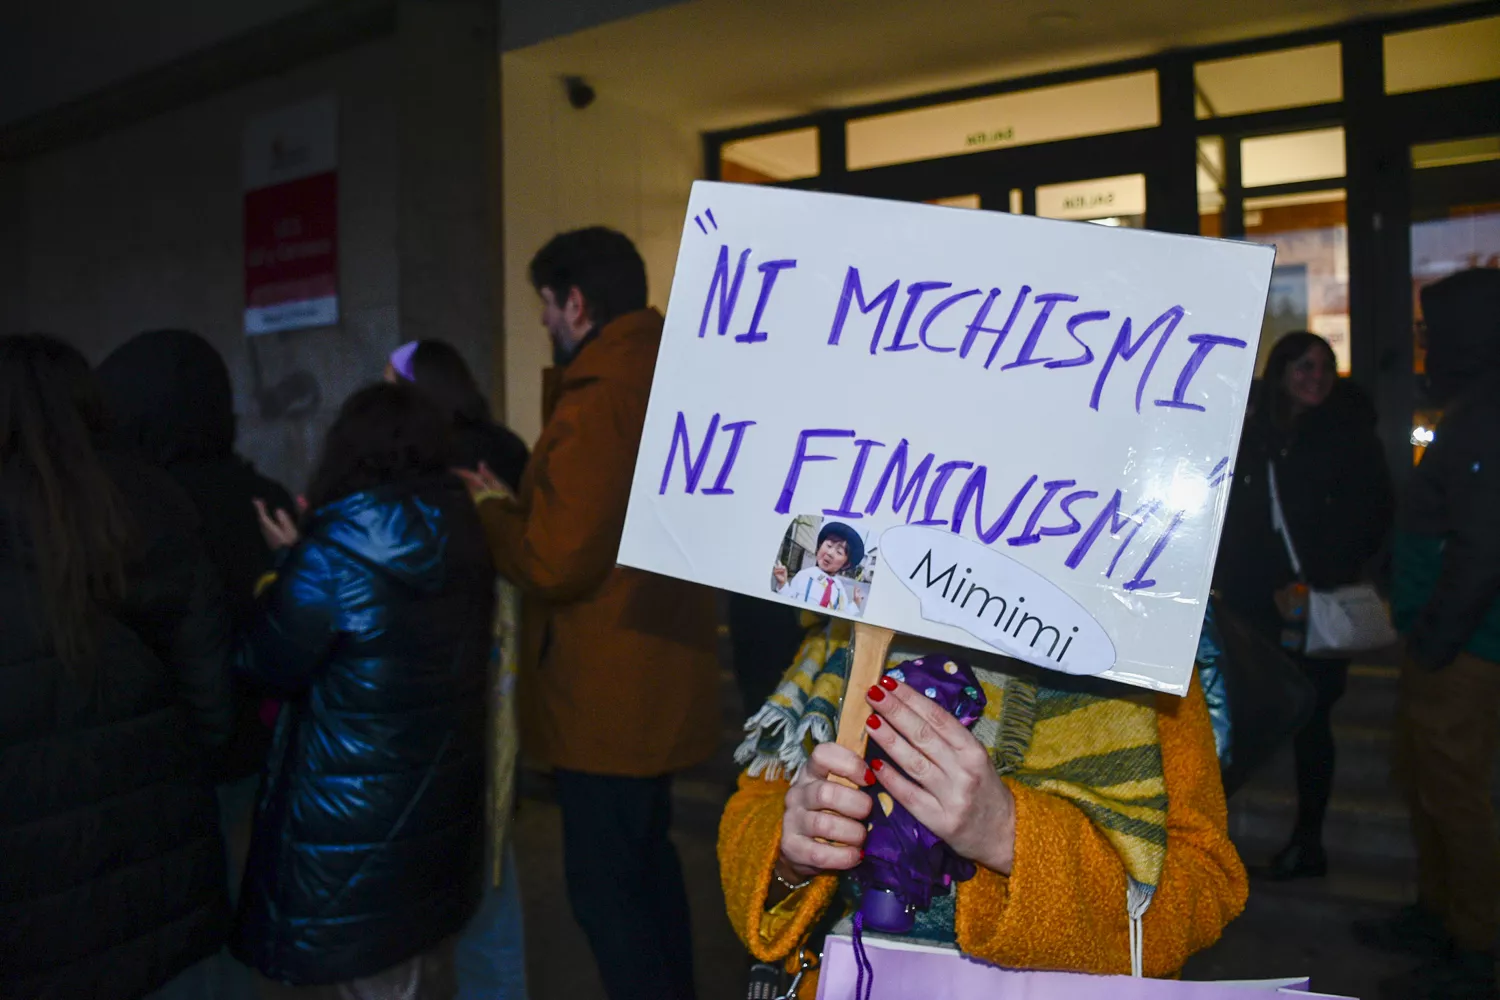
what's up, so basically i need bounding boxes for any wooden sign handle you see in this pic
[829,623,896,789]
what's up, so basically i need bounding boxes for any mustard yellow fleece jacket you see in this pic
[717,677,1247,988]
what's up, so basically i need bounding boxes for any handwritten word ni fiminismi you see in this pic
[659,413,1198,594]
[696,244,1247,417]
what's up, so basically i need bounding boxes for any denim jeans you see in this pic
[455,841,529,999]
[553,770,694,1000]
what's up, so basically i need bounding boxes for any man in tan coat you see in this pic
[463,227,718,999]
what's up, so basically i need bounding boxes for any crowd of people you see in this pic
[1,218,1496,1000]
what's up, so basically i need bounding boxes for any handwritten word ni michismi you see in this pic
[695,243,1246,416]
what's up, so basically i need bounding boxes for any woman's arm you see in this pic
[953,677,1247,976]
[165,548,236,748]
[718,773,842,963]
[237,540,340,693]
[474,382,638,603]
[1322,429,1395,585]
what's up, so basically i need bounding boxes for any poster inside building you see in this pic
[242,95,339,336]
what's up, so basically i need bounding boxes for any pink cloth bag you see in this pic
[816,933,1353,1000]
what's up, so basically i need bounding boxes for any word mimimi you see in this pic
[908,549,1079,663]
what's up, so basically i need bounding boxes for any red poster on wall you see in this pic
[243,97,339,335]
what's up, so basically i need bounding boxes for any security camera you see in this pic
[564,76,595,110]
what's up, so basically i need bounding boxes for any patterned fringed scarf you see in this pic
[736,617,1169,969]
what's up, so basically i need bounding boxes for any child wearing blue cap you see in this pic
[773,520,866,613]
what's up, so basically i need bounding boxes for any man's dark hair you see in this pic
[528,226,648,329]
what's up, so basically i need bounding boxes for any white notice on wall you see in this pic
[618,181,1274,695]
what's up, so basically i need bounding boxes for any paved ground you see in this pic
[1184,855,1422,999]
[515,788,747,999]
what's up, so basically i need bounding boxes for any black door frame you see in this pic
[791,127,1169,219]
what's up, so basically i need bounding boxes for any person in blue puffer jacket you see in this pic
[232,381,496,999]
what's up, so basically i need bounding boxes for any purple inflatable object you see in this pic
[388,341,419,382]
[852,656,987,933]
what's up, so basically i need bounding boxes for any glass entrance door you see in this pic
[922,173,1148,229]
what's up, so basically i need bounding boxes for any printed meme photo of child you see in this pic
[770,514,877,616]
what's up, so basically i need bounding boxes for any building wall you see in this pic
[5,37,400,492]
[501,51,701,443]
[3,0,502,495]
[0,0,327,127]
[2,1,700,489]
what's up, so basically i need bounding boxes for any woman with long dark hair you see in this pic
[383,339,529,1000]
[386,339,529,493]
[233,381,495,999]
[0,334,235,998]
[1215,331,1393,879]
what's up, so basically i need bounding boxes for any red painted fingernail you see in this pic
[879,675,898,691]
[864,767,875,785]
[871,759,884,772]
[867,714,881,730]
[859,849,865,860]
[867,684,885,702]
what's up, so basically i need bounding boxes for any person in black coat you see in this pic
[1214,331,1393,879]
[97,329,296,785]
[386,338,529,493]
[0,334,235,999]
[1353,268,1500,1000]
[232,382,495,996]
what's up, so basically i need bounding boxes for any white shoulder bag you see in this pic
[1267,460,1396,657]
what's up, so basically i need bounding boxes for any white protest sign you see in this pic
[618,181,1274,695]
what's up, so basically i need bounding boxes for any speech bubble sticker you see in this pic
[880,525,1116,676]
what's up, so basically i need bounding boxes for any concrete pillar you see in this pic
[0,164,25,334]
[0,2,503,488]
[396,0,505,414]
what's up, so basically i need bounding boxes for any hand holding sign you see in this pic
[778,741,873,881]
[863,675,1016,876]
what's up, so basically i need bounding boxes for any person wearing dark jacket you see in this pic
[1214,332,1393,879]
[387,338,529,493]
[456,229,720,1000]
[232,381,495,998]
[383,337,530,1000]
[1355,268,1500,1000]
[0,334,235,999]
[97,329,294,779]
